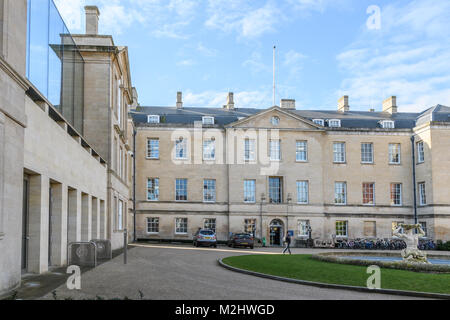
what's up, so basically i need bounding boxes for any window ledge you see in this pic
[333,162,347,165]
[361,162,375,165]
[147,232,159,235]
[296,160,308,163]
[146,157,160,160]
[389,163,401,166]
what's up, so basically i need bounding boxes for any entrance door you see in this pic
[270,220,284,246]
[21,179,29,272]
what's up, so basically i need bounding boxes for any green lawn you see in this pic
[222,255,450,295]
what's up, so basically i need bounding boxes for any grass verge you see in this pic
[222,255,450,295]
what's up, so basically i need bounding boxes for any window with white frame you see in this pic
[389,143,401,164]
[147,115,160,124]
[296,141,308,162]
[147,178,159,201]
[362,183,375,205]
[333,142,346,163]
[390,183,402,206]
[176,179,188,201]
[202,116,215,125]
[244,180,256,203]
[147,218,159,233]
[244,139,256,161]
[117,199,123,230]
[204,218,216,233]
[269,140,281,161]
[313,119,324,126]
[334,182,347,205]
[328,119,341,128]
[175,138,187,160]
[269,177,283,204]
[244,219,256,237]
[203,139,216,160]
[147,138,160,159]
[417,141,425,163]
[271,116,280,126]
[335,221,348,237]
[203,179,216,202]
[419,222,427,236]
[298,220,310,237]
[361,143,374,163]
[381,120,395,129]
[418,182,427,206]
[175,218,188,234]
[296,181,309,204]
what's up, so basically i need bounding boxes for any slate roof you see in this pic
[131,104,450,129]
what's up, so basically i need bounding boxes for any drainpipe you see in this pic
[133,128,137,242]
[411,135,418,224]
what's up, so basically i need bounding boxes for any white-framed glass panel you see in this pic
[298,220,310,237]
[333,142,346,163]
[296,181,309,204]
[175,179,188,201]
[244,180,256,203]
[117,199,123,231]
[203,179,216,202]
[147,138,160,159]
[361,143,374,163]
[147,217,159,233]
[381,120,395,129]
[313,119,324,126]
[271,116,280,126]
[334,182,347,205]
[203,139,216,160]
[335,221,348,237]
[269,140,281,161]
[202,116,215,125]
[244,139,256,161]
[419,222,427,237]
[419,182,427,206]
[244,219,256,237]
[296,141,308,162]
[390,183,402,206]
[147,115,160,124]
[328,119,341,128]
[417,141,425,163]
[269,177,283,204]
[147,178,159,201]
[175,138,187,160]
[362,183,375,205]
[175,218,188,234]
[204,218,216,233]
[389,143,401,164]
[117,78,122,125]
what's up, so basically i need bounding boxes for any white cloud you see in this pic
[53,0,84,31]
[197,43,218,57]
[336,0,450,112]
[283,50,307,77]
[243,52,271,74]
[177,59,196,67]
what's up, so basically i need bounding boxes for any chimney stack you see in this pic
[176,92,183,109]
[280,99,296,109]
[338,96,349,112]
[85,6,100,35]
[224,92,235,110]
[382,96,397,114]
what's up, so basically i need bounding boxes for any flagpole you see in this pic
[273,45,276,106]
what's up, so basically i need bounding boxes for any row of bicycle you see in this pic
[335,238,437,250]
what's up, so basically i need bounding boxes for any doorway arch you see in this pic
[270,219,284,246]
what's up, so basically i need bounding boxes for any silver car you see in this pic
[193,229,217,247]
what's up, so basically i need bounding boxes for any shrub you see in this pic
[437,241,450,251]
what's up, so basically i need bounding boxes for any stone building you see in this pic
[0,2,134,296]
[131,93,450,245]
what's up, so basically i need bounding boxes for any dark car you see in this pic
[193,229,217,248]
[228,233,254,249]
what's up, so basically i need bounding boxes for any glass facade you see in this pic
[26,0,85,134]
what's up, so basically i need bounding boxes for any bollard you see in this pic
[124,229,128,265]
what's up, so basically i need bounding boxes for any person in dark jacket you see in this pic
[283,232,292,255]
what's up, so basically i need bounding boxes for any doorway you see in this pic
[270,219,284,246]
[21,178,29,272]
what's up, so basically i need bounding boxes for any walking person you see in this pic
[283,232,292,255]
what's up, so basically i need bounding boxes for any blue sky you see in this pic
[54,0,450,112]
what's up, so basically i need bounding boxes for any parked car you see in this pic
[193,229,217,248]
[228,233,254,249]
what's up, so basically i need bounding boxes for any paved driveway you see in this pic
[39,244,427,300]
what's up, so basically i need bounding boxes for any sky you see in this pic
[53,0,450,112]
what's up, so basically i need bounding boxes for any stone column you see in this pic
[28,174,50,274]
[100,200,106,239]
[50,183,68,266]
[91,197,100,239]
[81,193,92,241]
[67,188,81,243]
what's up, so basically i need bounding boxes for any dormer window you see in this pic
[271,116,280,126]
[313,119,324,126]
[328,119,341,128]
[380,120,395,129]
[148,115,160,124]
[202,116,215,125]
